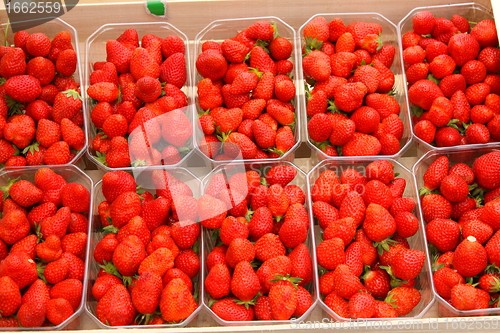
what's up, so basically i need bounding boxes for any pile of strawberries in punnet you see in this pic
[404,12,500,147]
[196,20,296,161]
[203,165,314,321]
[312,160,425,318]
[92,170,200,326]
[303,17,404,157]
[0,30,85,166]
[88,29,192,168]
[419,151,500,312]
[0,168,90,327]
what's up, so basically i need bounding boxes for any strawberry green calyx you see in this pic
[234,294,258,309]
[0,78,5,85]
[244,209,254,222]
[36,261,48,283]
[485,264,500,274]
[248,67,264,78]
[376,34,383,52]
[135,313,157,325]
[384,291,399,309]
[0,177,19,200]
[22,142,40,155]
[95,151,108,166]
[271,22,279,39]
[411,105,425,118]
[254,39,270,51]
[102,225,119,235]
[264,147,285,156]
[62,89,82,101]
[374,237,399,256]
[99,260,123,279]
[6,96,24,116]
[304,36,323,55]
[270,274,302,289]
[418,186,439,196]
[427,74,440,85]
[131,159,148,167]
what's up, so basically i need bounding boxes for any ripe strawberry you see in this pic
[196,49,228,81]
[0,48,26,79]
[0,251,37,289]
[269,280,298,320]
[96,284,136,326]
[231,261,260,302]
[52,90,82,124]
[316,238,345,270]
[112,235,147,277]
[453,236,488,278]
[422,155,449,190]
[211,297,254,321]
[332,82,367,112]
[0,276,21,317]
[385,287,420,316]
[323,291,349,318]
[342,133,381,156]
[473,151,500,190]
[421,194,452,223]
[303,50,331,82]
[131,272,162,315]
[205,263,231,300]
[470,19,498,48]
[348,291,376,319]
[391,248,425,281]
[160,278,197,322]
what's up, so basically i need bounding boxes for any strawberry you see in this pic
[196,49,228,81]
[303,50,331,82]
[52,90,82,124]
[211,297,254,321]
[225,238,255,269]
[231,261,260,302]
[112,235,147,277]
[413,120,436,144]
[25,33,51,57]
[348,291,375,319]
[316,238,345,270]
[390,248,425,282]
[408,79,444,110]
[482,199,500,231]
[131,272,162,315]
[394,211,419,238]
[0,251,37,289]
[56,49,77,77]
[363,203,396,242]
[160,278,197,322]
[139,247,174,278]
[26,56,55,85]
[342,133,381,156]
[160,53,186,88]
[0,276,21,317]
[96,284,136,326]
[453,236,488,278]
[473,151,500,190]
[0,48,26,79]
[421,194,452,223]
[385,287,420,316]
[0,210,30,245]
[470,19,498,48]
[269,37,293,60]
[268,280,298,320]
[50,278,82,311]
[332,82,367,112]
[323,291,349,318]
[197,194,227,229]
[205,263,231,300]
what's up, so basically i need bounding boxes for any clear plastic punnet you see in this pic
[413,147,500,317]
[85,166,203,328]
[84,22,195,172]
[193,17,302,167]
[307,158,434,321]
[299,13,413,163]
[0,165,93,330]
[199,160,318,325]
[0,18,88,168]
[398,3,500,157]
